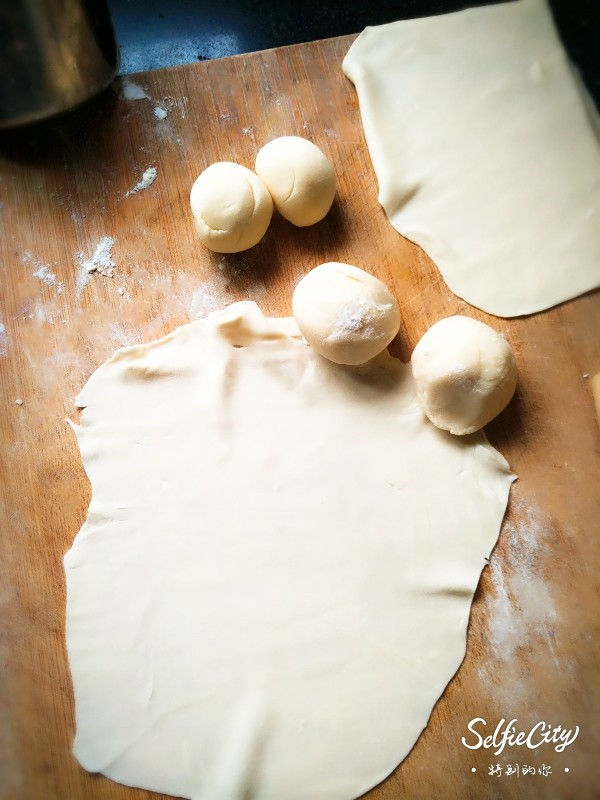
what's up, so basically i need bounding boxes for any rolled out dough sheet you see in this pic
[65,302,514,800]
[343,0,600,317]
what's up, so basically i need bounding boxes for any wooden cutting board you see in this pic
[1,34,599,800]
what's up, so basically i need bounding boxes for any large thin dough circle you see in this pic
[65,302,513,800]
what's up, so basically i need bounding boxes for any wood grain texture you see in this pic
[1,35,599,800]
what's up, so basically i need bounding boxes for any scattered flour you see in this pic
[215,255,245,279]
[485,500,558,659]
[167,95,188,119]
[71,209,85,226]
[141,271,225,324]
[0,322,7,356]
[23,252,64,294]
[108,322,145,349]
[32,265,64,295]
[13,296,57,327]
[125,167,158,197]
[119,80,178,122]
[76,236,117,299]
[188,284,219,318]
[121,79,150,101]
[478,497,562,708]
[9,271,235,417]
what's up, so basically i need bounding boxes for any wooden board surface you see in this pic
[1,34,599,800]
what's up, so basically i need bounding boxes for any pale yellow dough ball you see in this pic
[255,136,336,227]
[292,263,401,366]
[190,162,273,253]
[411,316,517,435]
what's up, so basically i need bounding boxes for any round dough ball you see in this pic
[190,162,273,253]
[411,316,517,435]
[292,263,401,366]
[255,136,336,227]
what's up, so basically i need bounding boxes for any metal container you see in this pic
[0,0,119,129]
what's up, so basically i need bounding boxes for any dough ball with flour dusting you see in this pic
[255,136,336,227]
[190,162,273,253]
[411,316,517,435]
[292,263,401,365]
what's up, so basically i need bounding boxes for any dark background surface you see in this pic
[108,0,599,104]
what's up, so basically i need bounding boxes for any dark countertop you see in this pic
[109,0,599,105]
[109,0,494,71]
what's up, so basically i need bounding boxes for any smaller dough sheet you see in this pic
[343,0,600,317]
